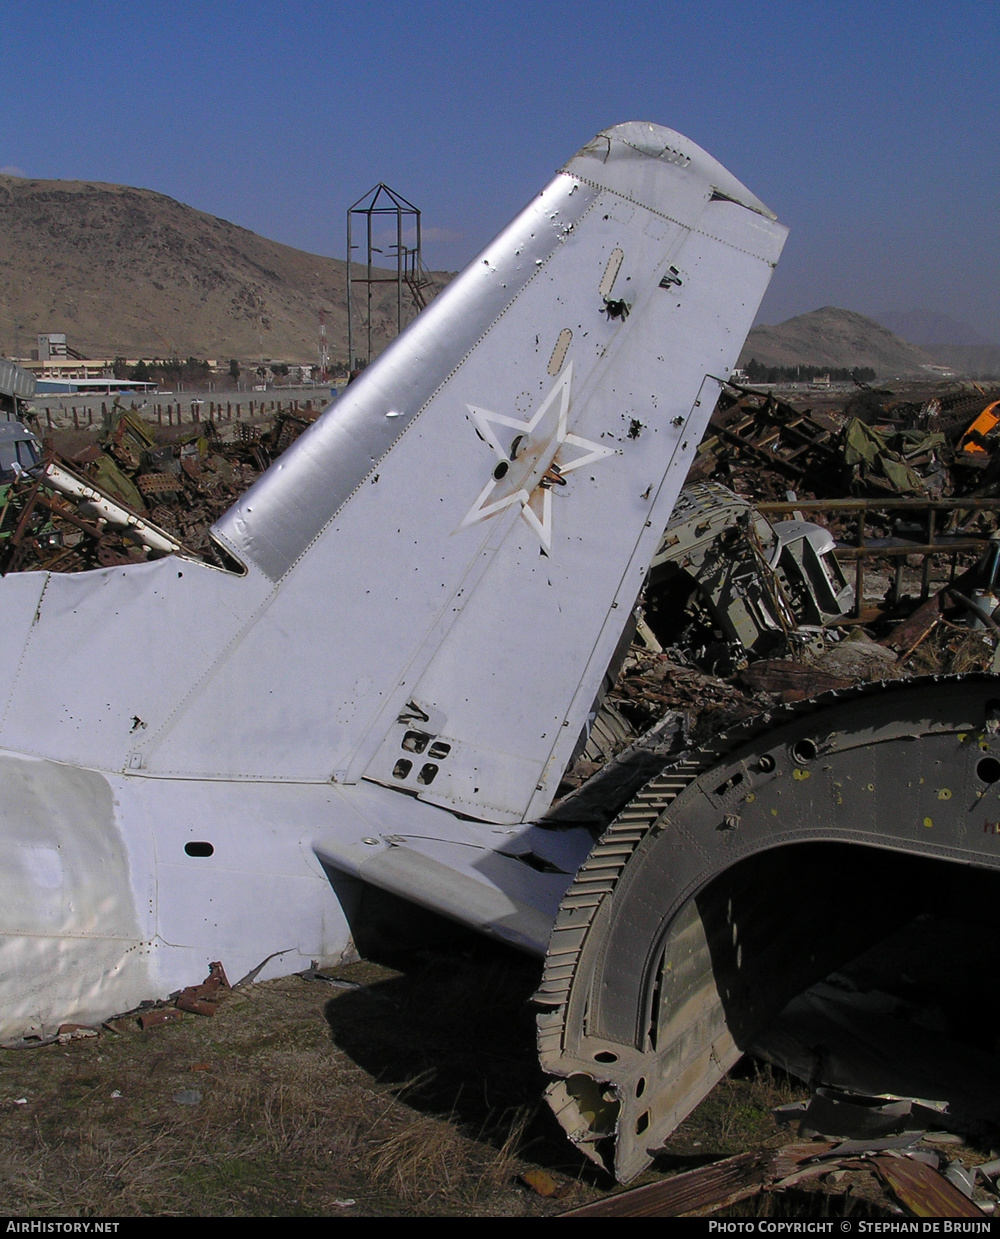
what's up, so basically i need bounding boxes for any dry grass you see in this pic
[0,937,866,1218]
[0,944,597,1217]
[655,1058,804,1162]
[363,1106,529,1205]
[907,624,995,676]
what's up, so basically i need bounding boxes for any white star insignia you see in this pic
[460,363,614,551]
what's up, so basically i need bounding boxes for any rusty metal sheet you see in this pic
[561,1150,770,1217]
[738,660,852,701]
[874,1153,986,1218]
[138,1008,183,1030]
[175,995,217,1017]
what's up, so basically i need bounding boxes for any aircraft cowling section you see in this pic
[538,676,1000,1181]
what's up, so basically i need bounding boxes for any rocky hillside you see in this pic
[872,308,988,347]
[0,175,448,364]
[739,306,938,377]
[918,344,1000,378]
[2,184,980,381]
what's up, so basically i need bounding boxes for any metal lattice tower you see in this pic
[318,308,329,378]
[346,183,434,369]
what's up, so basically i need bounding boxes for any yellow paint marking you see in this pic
[938,788,952,801]
[792,769,810,781]
[924,817,933,829]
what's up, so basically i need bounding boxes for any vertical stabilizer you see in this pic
[0,124,785,825]
[145,123,787,818]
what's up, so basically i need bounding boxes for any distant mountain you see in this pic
[873,309,989,347]
[739,306,937,377]
[0,175,449,363]
[922,344,1000,378]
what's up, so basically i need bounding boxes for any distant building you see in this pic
[22,341,218,387]
[36,333,68,361]
[25,358,114,381]
[27,332,110,380]
[34,377,158,395]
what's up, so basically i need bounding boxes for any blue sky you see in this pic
[2,0,999,337]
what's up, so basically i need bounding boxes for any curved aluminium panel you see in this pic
[538,676,1000,1181]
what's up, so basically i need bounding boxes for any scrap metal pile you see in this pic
[8,377,1000,752]
[690,380,1000,502]
[534,380,1000,852]
[566,1138,1000,1218]
[0,402,316,573]
[549,382,1000,1220]
[588,381,1000,753]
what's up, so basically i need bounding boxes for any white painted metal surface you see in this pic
[41,461,182,554]
[0,122,785,1037]
[0,359,35,401]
